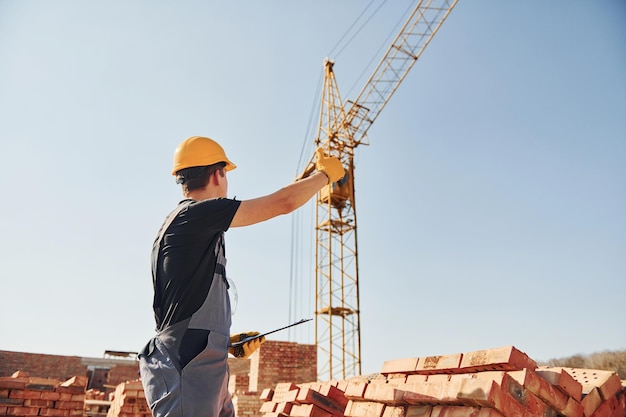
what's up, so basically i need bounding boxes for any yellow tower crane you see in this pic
[298,0,458,381]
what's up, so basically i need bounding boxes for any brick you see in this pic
[590,396,618,417]
[536,367,583,401]
[275,401,293,414]
[382,358,419,375]
[405,405,434,417]
[40,391,61,400]
[372,375,390,384]
[271,383,299,403]
[59,393,73,402]
[618,390,626,415]
[563,369,622,400]
[9,389,41,399]
[38,408,69,416]
[55,377,86,396]
[259,401,277,412]
[456,378,530,417]
[336,380,349,392]
[0,398,23,405]
[344,400,386,417]
[70,394,85,402]
[388,375,409,385]
[6,406,40,416]
[23,398,55,407]
[259,388,274,401]
[27,377,60,386]
[301,383,320,391]
[123,390,140,399]
[402,382,441,405]
[289,403,332,417]
[297,387,346,415]
[0,379,27,390]
[407,375,428,384]
[382,405,409,417]
[55,385,85,395]
[430,406,506,417]
[427,375,452,383]
[316,384,349,410]
[364,383,406,405]
[59,376,87,389]
[507,369,569,412]
[344,381,368,400]
[121,381,143,392]
[416,354,463,375]
[273,382,298,393]
[582,387,603,417]
[520,389,557,417]
[55,400,83,409]
[402,379,465,406]
[459,346,537,373]
[271,389,298,403]
[561,397,584,417]
[25,384,56,392]
[470,372,530,409]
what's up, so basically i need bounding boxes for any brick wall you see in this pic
[0,372,88,417]
[250,341,317,392]
[0,351,138,396]
[105,365,139,389]
[0,352,85,382]
[232,392,263,417]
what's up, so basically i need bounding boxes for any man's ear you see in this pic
[211,169,224,185]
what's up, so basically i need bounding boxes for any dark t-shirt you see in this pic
[152,198,241,332]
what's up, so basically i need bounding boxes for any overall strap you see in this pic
[153,200,193,250]
[151,200,193,324]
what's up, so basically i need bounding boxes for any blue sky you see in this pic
[1,1,624,377]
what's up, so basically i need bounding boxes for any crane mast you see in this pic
[304,0,458,381]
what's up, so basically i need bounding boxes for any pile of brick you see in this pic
[105,380,149,417]
[0,371,87,417]
[258,346,626,417]
[259,381,350,416]
[85,390,106,402]
[84,389,110,417]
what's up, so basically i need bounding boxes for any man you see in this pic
[139,136,344,417]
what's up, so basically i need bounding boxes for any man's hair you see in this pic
[175,162,226,193]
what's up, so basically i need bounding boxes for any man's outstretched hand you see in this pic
[229,332,266,358]
[315,148,345,184]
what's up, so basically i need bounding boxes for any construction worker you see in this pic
[139,136,344,417]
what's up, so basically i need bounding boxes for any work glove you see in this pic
[228,332,266,359]
[315,148,345,184]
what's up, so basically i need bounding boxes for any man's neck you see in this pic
[185,187,224,201]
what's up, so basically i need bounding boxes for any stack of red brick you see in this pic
[105,380,149,417]
[0,371,87,417]
[258,346,626,417]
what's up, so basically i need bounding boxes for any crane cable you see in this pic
[288,0,391,341]
[345,1,417,99]
[326,0,387,59]
[288,0,414,341]
[295,0,396,175]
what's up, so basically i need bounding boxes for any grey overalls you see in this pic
[139,202,235,417]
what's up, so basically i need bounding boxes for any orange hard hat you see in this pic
[172,136,236,175]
